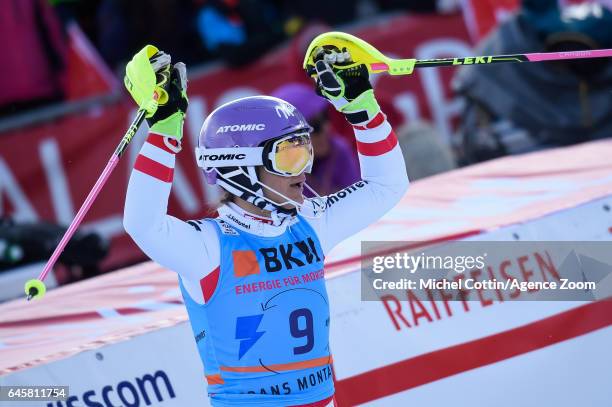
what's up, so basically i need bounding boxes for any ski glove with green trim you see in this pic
[124,45,171,116]
[147,62,188,140]
[312,48,381,126]
[124,45,188,140]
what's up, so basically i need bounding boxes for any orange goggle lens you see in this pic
[271,134,313,176]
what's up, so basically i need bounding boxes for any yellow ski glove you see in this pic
[124,45,171,118]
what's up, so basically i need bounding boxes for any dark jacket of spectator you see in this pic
[0,0,67,113]
[196,0,285,67]
[97,0,209,70]
[453,2,612,164]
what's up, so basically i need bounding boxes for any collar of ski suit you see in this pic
[217,202,299,237]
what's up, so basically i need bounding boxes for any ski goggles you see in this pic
[195,133,313,177]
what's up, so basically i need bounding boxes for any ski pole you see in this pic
[303,31,612,76]
[24,108,148,301]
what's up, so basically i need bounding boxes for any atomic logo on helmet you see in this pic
[199,153,247,161]
[216,124,266,134]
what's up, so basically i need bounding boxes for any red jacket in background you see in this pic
[0,0,67,108]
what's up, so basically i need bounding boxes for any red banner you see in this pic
[0,14,470,271]
[461,0,519,42]
[65,22,119,100]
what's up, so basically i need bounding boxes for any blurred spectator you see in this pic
[50,0,101,30]
[96,0,208,70]
[195,0,285,67]
[0,0,67,117]
[280,0,358,27]
[0,217,109,283]
[396,121,456,180]
[453,0,612,165]
[377,0,460,13]
[272,83,361,196]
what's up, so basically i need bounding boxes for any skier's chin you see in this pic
[284,182,305,205]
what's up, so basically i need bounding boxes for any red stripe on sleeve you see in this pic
[353,112,385,130]
[147,133,181,154]
[200,266,220,302]
[356,130,398,156]
[134,155,174,182]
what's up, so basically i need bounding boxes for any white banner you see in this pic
[2,197,611,406]
[0,323,209,406]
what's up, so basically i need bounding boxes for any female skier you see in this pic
[123,45,409,406]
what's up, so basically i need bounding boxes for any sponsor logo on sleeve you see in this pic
[325,181,368,208]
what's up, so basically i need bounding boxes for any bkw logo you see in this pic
[259,237,321,273]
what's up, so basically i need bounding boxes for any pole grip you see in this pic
[115,109,147,157]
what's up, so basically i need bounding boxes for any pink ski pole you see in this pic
[24,108,147,301]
